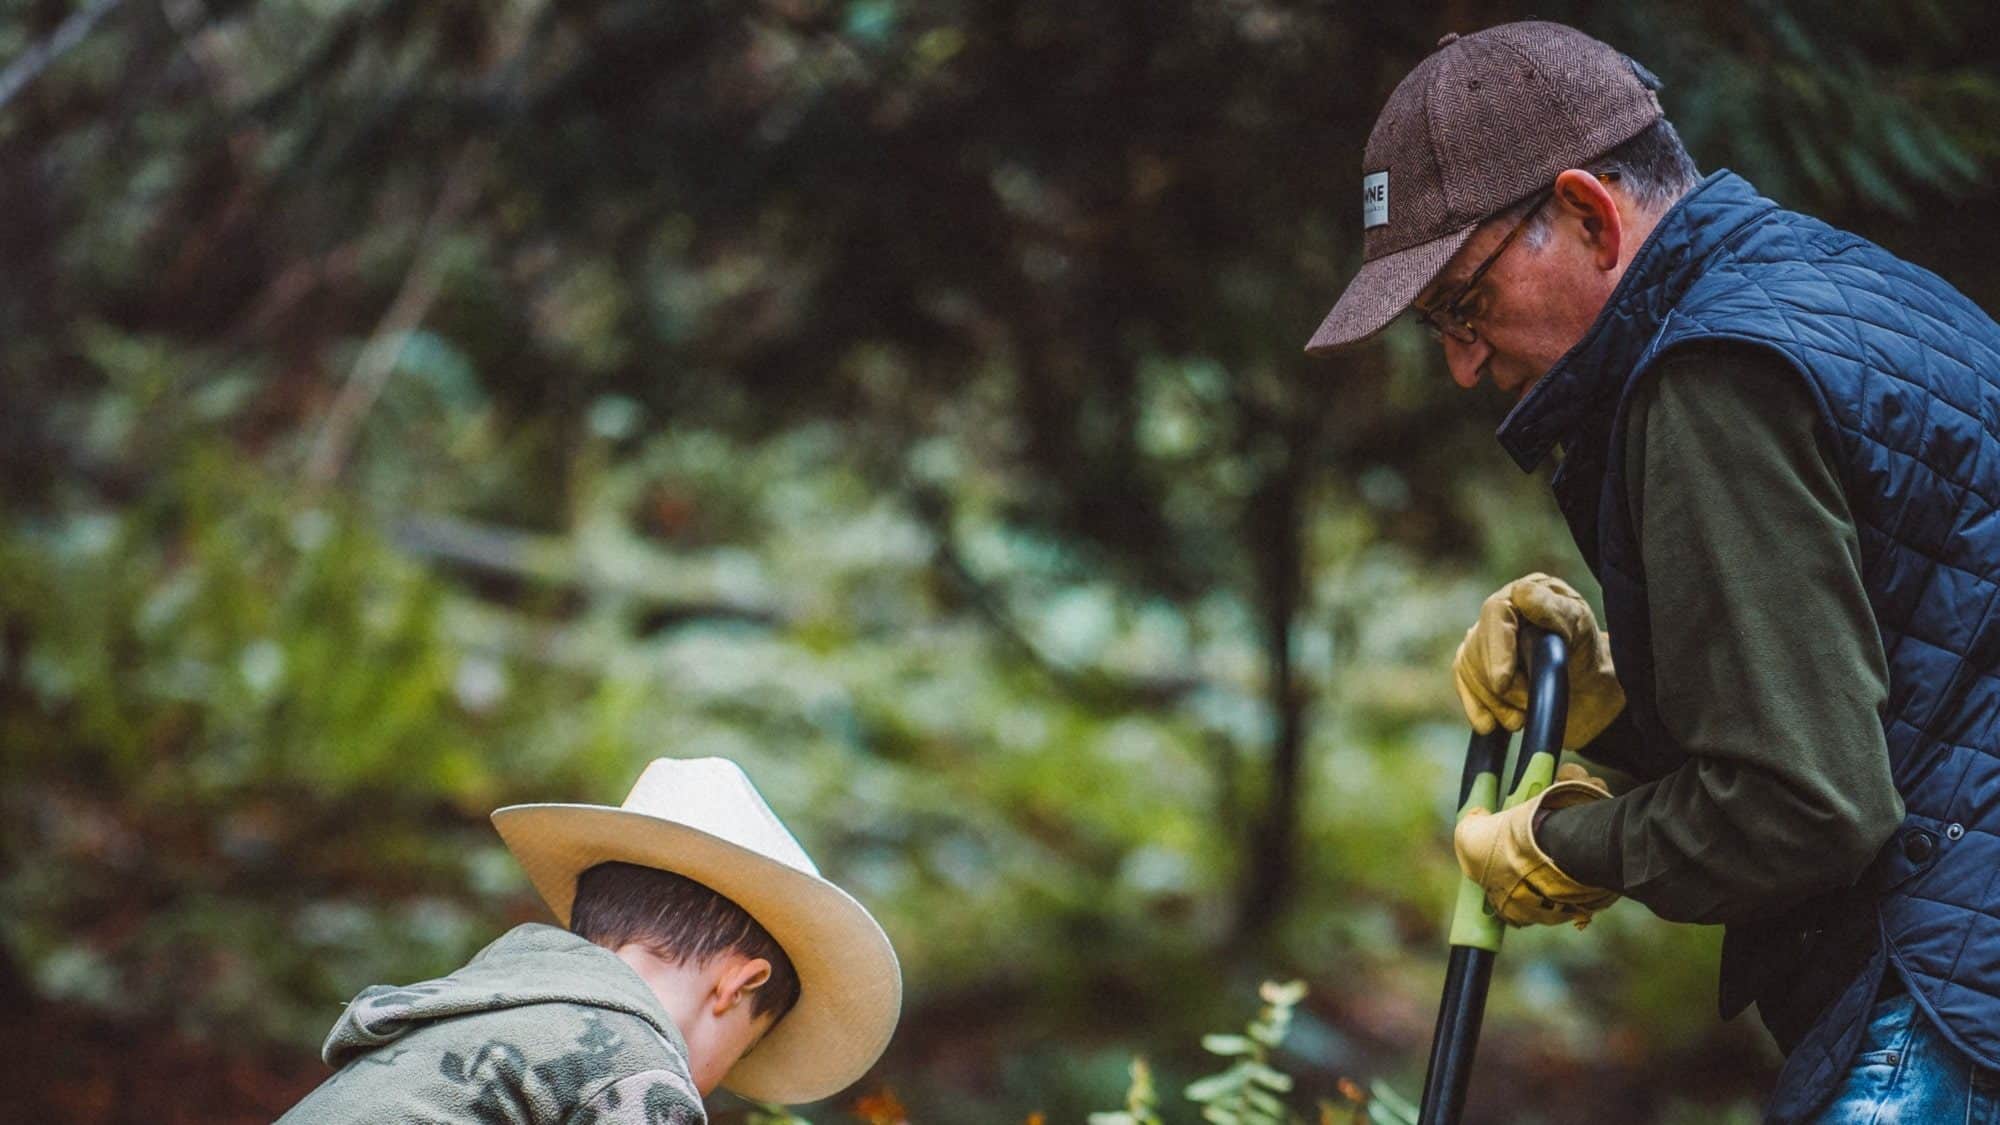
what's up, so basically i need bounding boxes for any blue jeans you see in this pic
[1814,990,2000,1123]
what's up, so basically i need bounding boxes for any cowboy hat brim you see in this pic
[491,803,902,1104]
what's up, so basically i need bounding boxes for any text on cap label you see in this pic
[1362,171,1389,229]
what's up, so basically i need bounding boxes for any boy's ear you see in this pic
[711,956,773,1016]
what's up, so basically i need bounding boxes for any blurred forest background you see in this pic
[4,0,2000,1121]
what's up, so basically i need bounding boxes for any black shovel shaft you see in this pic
[1419,945,1496,1125]
[1416,628,1568,1125]
[1417,725,1507,1125]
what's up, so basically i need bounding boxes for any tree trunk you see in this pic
[1237,455,1308,942]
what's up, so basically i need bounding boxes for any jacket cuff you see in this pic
[1536,795,1625,892]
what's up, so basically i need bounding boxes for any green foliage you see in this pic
[0,318,1823,1120]
[1578,2,1997,219]
[1089,981,1421,1125]
[5,0,1995,1120]
[1181,979,1307,1125]
[1359,1083,1419,1125]
[1085,981,1305,1125]
[1089,1058,1164,1125]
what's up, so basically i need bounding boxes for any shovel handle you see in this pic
[1420,626,1568,1125]
[1505,627,1570,808]
[1444,627,1568,951]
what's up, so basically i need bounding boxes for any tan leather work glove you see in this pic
[1454,764,1621,927]
[1452,573,1625,750]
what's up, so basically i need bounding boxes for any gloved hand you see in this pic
[1454,764,1620,927]
[1452,573,1625,750]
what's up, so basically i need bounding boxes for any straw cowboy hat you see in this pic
[492,757,902,1104]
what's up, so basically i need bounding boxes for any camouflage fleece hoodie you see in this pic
[279,923,706,1124]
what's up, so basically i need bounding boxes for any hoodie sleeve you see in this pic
[567,1069,707,1124]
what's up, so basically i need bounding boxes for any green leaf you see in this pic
[1369,1080,1420,1123]
[1764,7,1819,62]
[1774,65,1828,114]
[1783,122,1842,201]
[1244,1062,1294,1092]
[1186,1069,1249,1102]
[1882,117,1948,187]
[843,0,896,42]
[1202,1033,1256,1056]
[1243,1084,1287,1115]
[1923,121,1982,182]
[391,330,479,405]
[1258,979,1308,1007]
[1838,145,1914,217]
[1368,1100,1419,1125]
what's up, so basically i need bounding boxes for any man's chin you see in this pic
[1478,361,1547,400]
[1508,370,1550,401]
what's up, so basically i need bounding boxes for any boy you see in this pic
[280,757,903,1123]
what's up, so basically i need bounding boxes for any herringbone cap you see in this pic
[1305,22,1663,355]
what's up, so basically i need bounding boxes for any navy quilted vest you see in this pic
[1496,171,2000,1122]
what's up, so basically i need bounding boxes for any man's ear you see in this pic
[1553,167,1623,270]
[711,956,773,1017]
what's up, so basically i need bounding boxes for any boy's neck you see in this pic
[611,943,708,1042]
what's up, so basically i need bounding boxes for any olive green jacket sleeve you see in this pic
[1536,343,1903,926]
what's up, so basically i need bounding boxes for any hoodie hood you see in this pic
[322,923,689,1068]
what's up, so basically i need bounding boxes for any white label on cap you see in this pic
[1362,171,1389,229]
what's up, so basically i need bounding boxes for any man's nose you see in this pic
[1442,334,1490,389]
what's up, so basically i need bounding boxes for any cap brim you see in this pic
[492,804,902,1105]
[1304,225,1477,355]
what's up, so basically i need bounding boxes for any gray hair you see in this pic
[1512,117,1701,247]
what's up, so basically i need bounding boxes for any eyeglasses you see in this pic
[1413,172,1620,345]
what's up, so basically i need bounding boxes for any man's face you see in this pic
[1413,176,1625,400]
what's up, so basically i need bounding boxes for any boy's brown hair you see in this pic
[569,861,803,1019]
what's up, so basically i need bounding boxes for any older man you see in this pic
[1306,21,2000,1124]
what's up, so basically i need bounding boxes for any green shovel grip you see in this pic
[1443,749,1554,950]
[1503,749,1558,810]
[1446,766,1504,951]
[1444,627,1569,951]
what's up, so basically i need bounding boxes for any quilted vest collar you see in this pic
[1495,170,1778,471]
